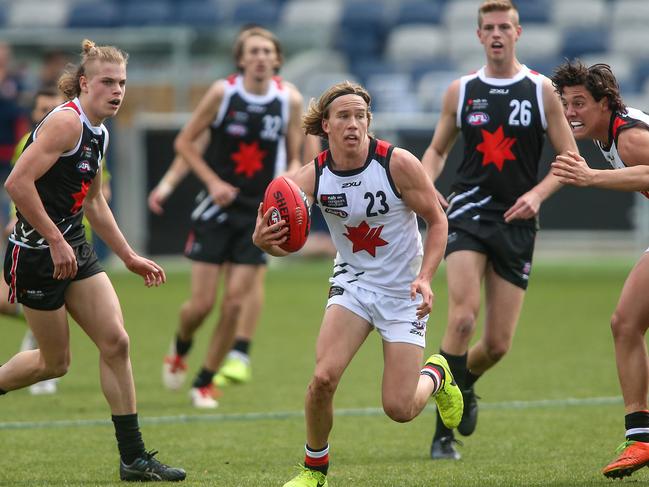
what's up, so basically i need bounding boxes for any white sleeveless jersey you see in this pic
[314,138,423,297]
[596,106,649,198]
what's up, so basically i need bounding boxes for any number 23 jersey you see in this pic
[314,138,423,298]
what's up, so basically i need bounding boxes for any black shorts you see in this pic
[4,241,104,310]
[445,218,536,290]
[184,209,266,266]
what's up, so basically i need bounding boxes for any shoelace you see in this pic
[615,440,636,455]
[142,450,169,469]
[441,436,464,448]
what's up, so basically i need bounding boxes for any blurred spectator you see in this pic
[38,49,71,90]
[0,42,28,200]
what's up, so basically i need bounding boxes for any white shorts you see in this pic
[326,282,428,348]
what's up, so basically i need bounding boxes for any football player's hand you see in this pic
[124,254,166,287]
[207,178,239,207]
[504,190,541,222]
[50,239,78,280]
[551,151,594,187]
[252,204,289,255]
[411,276,433,319]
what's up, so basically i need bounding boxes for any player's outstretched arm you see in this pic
[175,81,239,207]
[553,128,649,192]
[504,78,578,222]
[84,171,165,287]
[148,129,210,214]
[391,149,448,319]
[421,79,461,208]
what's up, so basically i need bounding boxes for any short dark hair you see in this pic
[552,60,626,113]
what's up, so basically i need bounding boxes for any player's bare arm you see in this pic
[84,164,165,287]
[554,129,649,192]
[149,128,210,214]
[285,83,305,174]
[391,148,448,318]
[5,110,80,279]
[504,78,577,222]
[421,79,461,207]
[175,80,239,206]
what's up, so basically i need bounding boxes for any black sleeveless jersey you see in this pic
[198,73,290,219]
[448,65,547,227]
[10,98,108,249]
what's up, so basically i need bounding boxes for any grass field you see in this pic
[0,256,643,486]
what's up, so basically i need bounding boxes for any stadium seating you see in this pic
[67,2,120,28]
[5,0,649,114]
[8,0,70,28]
[393,1,444,26]
[121,1,174,26]
[175,1,224,28]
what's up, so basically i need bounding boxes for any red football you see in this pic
[263,176,311,252]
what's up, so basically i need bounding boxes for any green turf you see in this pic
[0,258,642,485]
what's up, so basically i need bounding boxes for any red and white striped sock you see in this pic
[304,443,329,475]
[421,363,445,395]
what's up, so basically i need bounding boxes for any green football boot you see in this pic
[214,353,251,386]
[425,354,464,429]
[283,466,328,487]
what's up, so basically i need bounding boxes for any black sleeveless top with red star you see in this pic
[449,65,546,227]
[204,73,289,217]
[10,98,108,249]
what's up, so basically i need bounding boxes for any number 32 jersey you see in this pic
[314,138,423,298]
[450,65,547,226]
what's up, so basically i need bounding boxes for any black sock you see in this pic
[112,413,145,465]
[440,350,468,389]
[192,367,215,388]
[465,370,482,390]
[625,411,649,442]
[232,338,250,356]
[175,335,192,357]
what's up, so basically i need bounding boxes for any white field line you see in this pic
[0,395,622,430]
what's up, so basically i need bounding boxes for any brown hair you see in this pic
[302,81,373,139]
[58,39,128,100]
[232,26,283,72]
[552,60,625,113]
[478,0,519,27]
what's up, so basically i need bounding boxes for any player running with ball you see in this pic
[253,81,463,487]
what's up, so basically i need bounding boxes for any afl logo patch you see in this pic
[467,112,490,126]
[76,160,91,173]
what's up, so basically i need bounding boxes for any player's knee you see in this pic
[450,311,478,339]
[485,340,510,363]
[610,310,637,339]
[383,402,414,423]
[309,371,338,398]
[42,356,69,379]
[101,330,130,361]
[191,297,216,320]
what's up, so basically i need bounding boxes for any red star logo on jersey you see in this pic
[476,125,516,171]
[232,141,266,178]
[344,221,388,257]
[70,180,91,214]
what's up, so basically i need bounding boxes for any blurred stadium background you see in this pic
[2,0,649,261]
